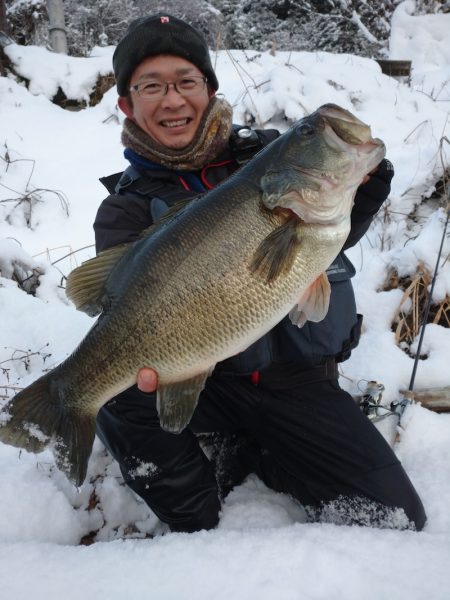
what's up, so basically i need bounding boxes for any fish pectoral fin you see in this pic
[249,219,302,283]
[66,243,132,316]
[289,272,331,327]
[157,369,214,433]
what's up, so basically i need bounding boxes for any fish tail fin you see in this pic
[0,374,95,486]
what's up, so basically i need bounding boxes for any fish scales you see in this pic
[66,182,319,404]
[0,103,386,485]
[87,181,333,388]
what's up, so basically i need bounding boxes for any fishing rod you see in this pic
[392,203,450,419]
[393,137,450,421]
[360,206,449,423]
[361,151,449,424]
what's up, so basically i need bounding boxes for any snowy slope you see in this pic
[0,2,449,598]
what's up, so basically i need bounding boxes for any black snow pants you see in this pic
[96,368,426,533]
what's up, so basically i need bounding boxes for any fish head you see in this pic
[261,103,386,231]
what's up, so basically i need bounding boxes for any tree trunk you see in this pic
[0,0,8,35]
[46,0,68,54]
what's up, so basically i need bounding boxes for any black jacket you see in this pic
[95,126,394,372]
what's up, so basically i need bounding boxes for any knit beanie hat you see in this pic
[113,13,219,96]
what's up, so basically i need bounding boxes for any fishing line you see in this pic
[373,142,449,423]
[408,141,449,395]
[407,208,449,392]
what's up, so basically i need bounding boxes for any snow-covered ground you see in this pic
[0,2,449,598]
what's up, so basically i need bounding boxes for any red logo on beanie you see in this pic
[160,16,170,23]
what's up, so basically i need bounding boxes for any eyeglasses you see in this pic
[129,76,208,101]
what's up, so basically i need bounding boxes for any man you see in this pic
[95,13,426,533]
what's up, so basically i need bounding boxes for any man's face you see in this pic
[118,54,212,150]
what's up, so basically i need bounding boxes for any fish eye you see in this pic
[297,123,315,136]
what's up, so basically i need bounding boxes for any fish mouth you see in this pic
[318,104,373,144]
[318,104,386,165]
[262,103,386,227]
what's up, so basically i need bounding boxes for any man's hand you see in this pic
[362,164,381,184]
[137,368,158,393]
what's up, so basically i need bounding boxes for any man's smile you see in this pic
[160,118,192,128]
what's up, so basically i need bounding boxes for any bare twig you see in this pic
[0,185,69,219]
[0,385,23,400]
[0,344,52,372]
[224,49,263,125]
[403,120,429,143]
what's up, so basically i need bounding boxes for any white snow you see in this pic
[0,2,450,598]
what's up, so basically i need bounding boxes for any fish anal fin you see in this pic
[157,369,214,433]
[249,218,302,284]
[289,272,331,327]
[65,243,132,316]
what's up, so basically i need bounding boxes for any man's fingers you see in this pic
[137,368,158,393]
[362,163,381,185]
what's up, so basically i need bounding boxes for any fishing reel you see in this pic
[230,127,264,164]
[358,381,386,421]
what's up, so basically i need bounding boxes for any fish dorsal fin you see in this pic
[249,217,302,283]
[157,368,214,433]
[138,197,198,241]
[289,272,331,327]
[65,243,132,316]
[66,198,196,318]
[153,197,197,225]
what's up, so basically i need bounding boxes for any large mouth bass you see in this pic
[0,104,385,486]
